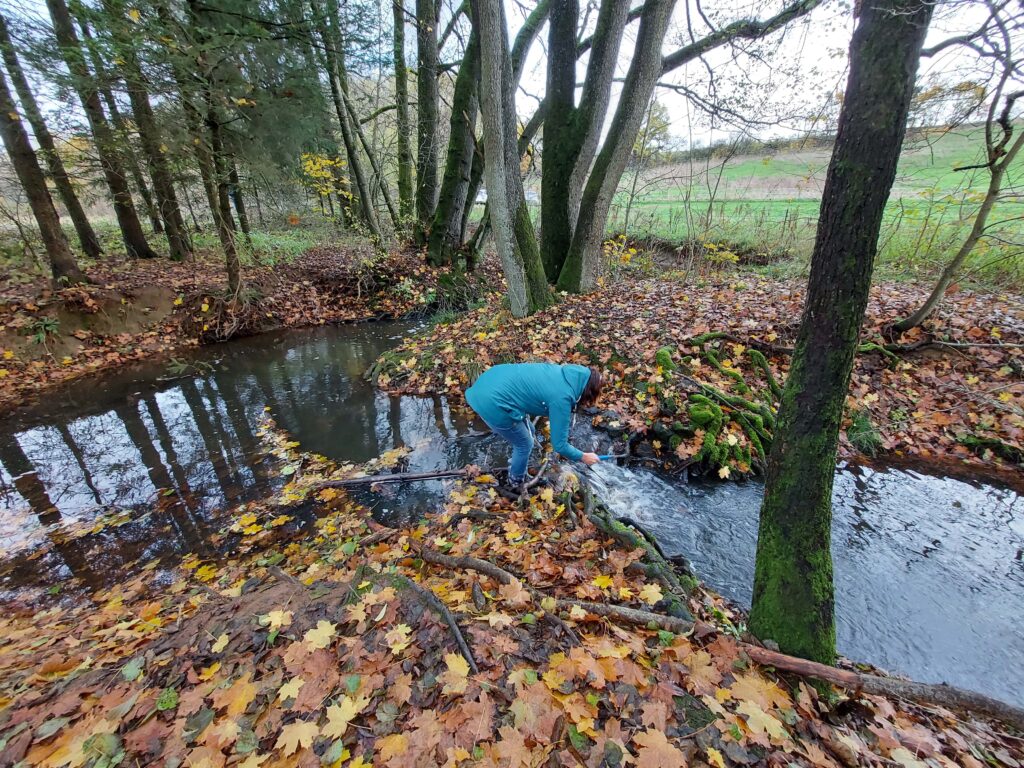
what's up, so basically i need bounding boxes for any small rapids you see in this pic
[584,460,1024,707]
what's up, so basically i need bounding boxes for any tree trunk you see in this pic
[109,14,193,261]
[427,25,479,266]
[313,0,383,240]
[228,159,253,245]
[45,0,159,260]
[206,98,243,294]
[76,15,164,237]
[893,129,1024,332]
[472,0,550,316]
[0,62,89,285]
[748,0,933,665]
[0,11,102,260]
[338,61,400,229]
[557,0,676,293]
[393,0,414,223]
[429,0,548,266]
[541,0,630,282]
[414,0,439,243]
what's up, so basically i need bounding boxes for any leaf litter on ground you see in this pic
[0,422,1020,768]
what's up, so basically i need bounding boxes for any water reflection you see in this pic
[0,323,504,596]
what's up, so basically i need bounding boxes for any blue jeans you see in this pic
[490,419,535,484]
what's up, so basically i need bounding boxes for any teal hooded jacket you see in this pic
[465,363,591,462]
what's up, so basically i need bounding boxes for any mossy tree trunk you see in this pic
[414,0,439,244]
[392,0,414,224]
[76,13,164,237]
[541,0,630,283]
[46,0,159,260]
[749,0,933,665]
[556,0,676,293]
[0,10,103,261]
[427,25,479,266]
[0,61,89,285]
[472,0,550,316]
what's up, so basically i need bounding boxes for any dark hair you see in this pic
[579,367,603,406]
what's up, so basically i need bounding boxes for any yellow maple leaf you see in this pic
[237,754,268,768]
[718,465,731,479]
[707,747,726,768]
[317,487,339,502]
[618,586,634,600]
[211,633,229,653]
[198,661,221,680]
[275,720,319,755]
[377,733,408,761]
[440,652,470,696]
[384,623,412,655]
[127,8,141,21]
[303,620,337,650]
[277,676,305,701]
[736,700,788,742]
[322,694,370,738]
[194,564,217,582]
[568,605,588,620]
[638,583,663,605]
[592,574,613,590]
[262,610,293,630]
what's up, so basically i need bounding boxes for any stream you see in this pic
[1,321,1021,706]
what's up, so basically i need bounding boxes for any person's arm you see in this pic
[548,397,585,461]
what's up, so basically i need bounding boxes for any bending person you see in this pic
[465,363,604,486]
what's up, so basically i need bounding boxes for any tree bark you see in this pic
[313,0,383,240]
[76,14,164,237]
[557,0,676,293]
[103,2,193,261]
[205,96,242,293]
[228,159,253,245]
[393,0,414,223]
[472,0,550,316]
[426,25,478,266]
[414,0,439,243]
[45,0,159,260]
[0,10,102,260]
[0,61,89,284]
[541,0,630,282]
[429,0,549,266]
[749,0,933,665]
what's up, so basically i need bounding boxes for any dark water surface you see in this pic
[1,322,1021,706]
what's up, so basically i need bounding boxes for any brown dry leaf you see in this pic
[632,728,686,768]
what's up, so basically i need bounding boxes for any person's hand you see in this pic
[581,452,601,466]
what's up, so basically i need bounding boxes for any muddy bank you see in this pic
[0,247,496,414]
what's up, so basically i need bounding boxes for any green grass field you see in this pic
[606,124,1024,288]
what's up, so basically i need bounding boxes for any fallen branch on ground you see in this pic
[417,544,1024,731]
[316,469,469,488]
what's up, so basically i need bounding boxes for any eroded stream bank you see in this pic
[1,321,1021,706]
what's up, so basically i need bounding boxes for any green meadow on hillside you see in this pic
[605,124,1024,286]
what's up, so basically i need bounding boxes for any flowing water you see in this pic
[1,322,1021,705]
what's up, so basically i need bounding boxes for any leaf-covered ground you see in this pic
[1,425,1021,768]
[372,276,1023,484]
[0,247,493,413]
